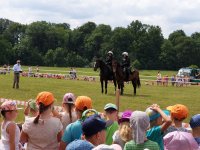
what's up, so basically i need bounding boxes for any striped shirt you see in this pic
[124,140,159,150]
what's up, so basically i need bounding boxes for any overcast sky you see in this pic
[1,0,200,37]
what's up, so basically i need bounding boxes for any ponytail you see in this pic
[65,102,75,123]
[33,103,51,124]
[33,114,40,124]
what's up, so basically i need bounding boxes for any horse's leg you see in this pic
[105,80,108,94]
[132,80,136,96]
[121,82,124,95]
[101,79,104,94]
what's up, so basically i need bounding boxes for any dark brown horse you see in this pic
[94,59,117,94]
[112,60,141,95]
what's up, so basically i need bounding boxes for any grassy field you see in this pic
[0,66,199,123]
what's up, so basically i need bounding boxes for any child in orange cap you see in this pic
[60,96,92,150]
[0,101,21,150]
[20,91,63,150]
[165,104,190,136]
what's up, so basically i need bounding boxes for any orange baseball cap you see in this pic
[166,104,189,120]
[75,96,92,111]
[36,91,55,106]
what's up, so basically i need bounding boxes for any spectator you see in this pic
[164,131,198,150]
[20,91,63,150]
[112,110,132,149]
[7,64,10,74]
[124,111,159,150]
[60,96,92,150]
[66,140,94,150]
[157,71,162,86]
[190,114,200,146]
[81,109,99,121]
[28,66,32,77]
[164,104,190,136]
[58,93,77,131]
[67,114,107,150]
[13,60,22,89]
[146,104,172,150]
[93,144,122,150]
[0,101,22,150]
[36,66,39,72]
[171,75,176,86]
[104,103,119,145]
[23,99,38,122]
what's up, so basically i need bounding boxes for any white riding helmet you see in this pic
[108,51,113,55]
[122,52,128,56]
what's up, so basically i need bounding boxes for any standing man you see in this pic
[13,60,22,89]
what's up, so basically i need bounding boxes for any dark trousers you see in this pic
[13,73,20,88]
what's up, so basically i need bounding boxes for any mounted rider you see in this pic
[121,52,130,80]
[105,51,113,72]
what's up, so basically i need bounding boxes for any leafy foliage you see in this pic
[0,18,200,69]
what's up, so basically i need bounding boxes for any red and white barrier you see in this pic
[0,98,63,112]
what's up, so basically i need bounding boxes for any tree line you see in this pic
[0,18,200,70]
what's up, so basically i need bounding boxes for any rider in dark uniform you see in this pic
[105,51,113,72]
[121,52,130,80]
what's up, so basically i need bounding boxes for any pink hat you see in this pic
[0,101,18,111]
[62,93,76,104]
[92,144,122,150]
[164,131,199,150]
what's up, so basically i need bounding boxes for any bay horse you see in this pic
[112,59,141,95]
[94,59,116,94]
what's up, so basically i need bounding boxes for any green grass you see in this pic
[0,67,199,123]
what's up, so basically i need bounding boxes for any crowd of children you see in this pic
[0,91,200,150]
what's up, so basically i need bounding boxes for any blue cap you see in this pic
[82,114,108,137]
[146,107,170,121]
[190,114,200,129]
[67,140,94,150]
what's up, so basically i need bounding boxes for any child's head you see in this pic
[62,93,76,110]
[119,110,132,142]
[82,114,107,145]
[62,93,76,122]
[130,111,150,144]
[29,99,38,116]
[190,114,200,132]
[81,109,98,121]
[74,96,92,118]
[167,104,188,122]
[104,103,118,121]
[164,131,198,150]
[145,107,169,127]
[34,91,55,124]
[0,101,19,121]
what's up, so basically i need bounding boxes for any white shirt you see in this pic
[13,64,22,72]
[1,121,20,150]
[28,67,32,72]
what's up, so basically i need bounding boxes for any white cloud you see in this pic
[0,0,200,37]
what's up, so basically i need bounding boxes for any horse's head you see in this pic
[112,60,118,73]
[94,59,101,71]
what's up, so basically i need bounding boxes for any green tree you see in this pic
[159,39,177,69]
